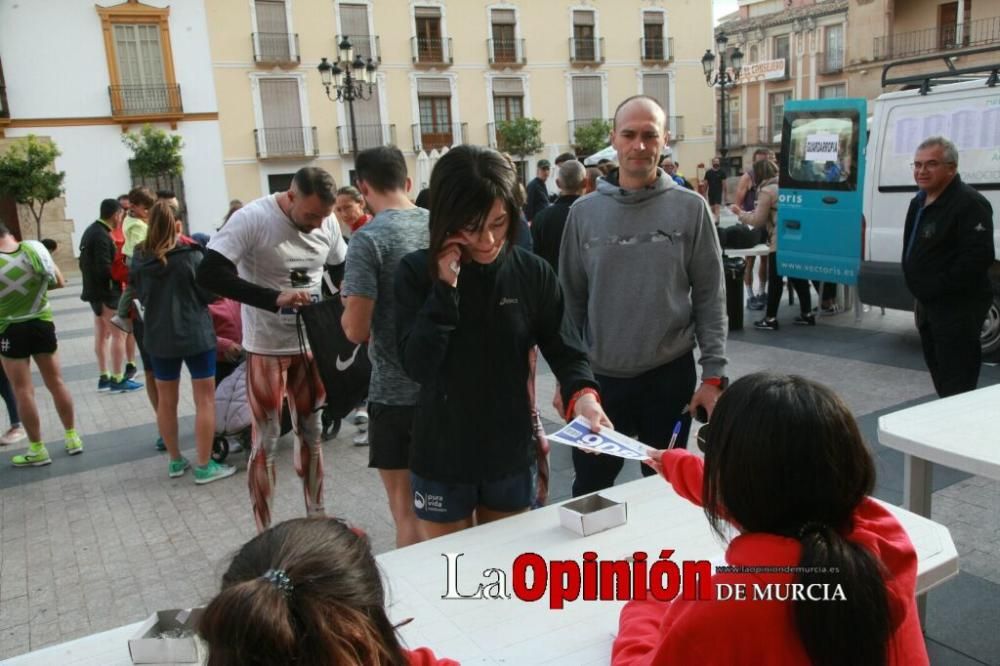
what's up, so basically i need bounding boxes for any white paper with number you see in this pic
[548,417,655,460]
[804,133,840,162]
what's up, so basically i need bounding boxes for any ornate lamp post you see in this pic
[701,33,743,160]
[317,37,378,161]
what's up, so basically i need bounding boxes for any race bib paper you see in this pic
[548,417,656,460]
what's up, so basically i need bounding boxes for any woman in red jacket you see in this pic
[615,372,929,666]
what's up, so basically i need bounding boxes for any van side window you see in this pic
[780,111,859,192]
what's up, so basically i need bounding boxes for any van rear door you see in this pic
[776,98,867,284]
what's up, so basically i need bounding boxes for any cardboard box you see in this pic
[559,494,627,536]
[128,608,204,665]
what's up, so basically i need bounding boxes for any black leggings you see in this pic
[0,363,19,426]
[811,280,837,303]
[766,252,811,318]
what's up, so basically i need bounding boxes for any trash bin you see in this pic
[724,257,746,331]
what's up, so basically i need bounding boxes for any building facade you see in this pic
[206,0,717,201]
[0,0,229,250]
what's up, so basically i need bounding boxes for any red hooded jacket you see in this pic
[612,449,929,666]
[405,647,459,665]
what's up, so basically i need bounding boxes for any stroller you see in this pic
[211,361,343,463]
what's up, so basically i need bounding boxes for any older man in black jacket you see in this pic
[903,136,995,397]
[79,198,128,391]
[523,159,552,222]
[531,159,585,273]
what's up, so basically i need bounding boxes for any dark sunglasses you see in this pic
[696,422,711,453]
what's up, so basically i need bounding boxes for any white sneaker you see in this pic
[0,425,27,446]
[353,431,369,447]
[351,408,369,431]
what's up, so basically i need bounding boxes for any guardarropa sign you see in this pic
[727,58,786,83]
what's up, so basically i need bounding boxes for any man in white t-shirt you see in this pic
[198,167,347,531]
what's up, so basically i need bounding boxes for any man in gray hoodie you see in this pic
[559,95,728,496]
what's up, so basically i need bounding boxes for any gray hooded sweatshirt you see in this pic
[558,169,728,379]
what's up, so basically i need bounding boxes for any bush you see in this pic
[495,117,544,160]
[0,135,65,239]
[122,125,184,178]
[573,119,612,157]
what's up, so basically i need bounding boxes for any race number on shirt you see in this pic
[548,417,656,460]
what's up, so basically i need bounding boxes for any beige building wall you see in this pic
[205,0,716,200]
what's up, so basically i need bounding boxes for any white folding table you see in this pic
[2,475,959,666]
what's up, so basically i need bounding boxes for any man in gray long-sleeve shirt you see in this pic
[559,95,728,496]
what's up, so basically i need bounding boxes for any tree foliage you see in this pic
[122,125,184,177]
[0,135,66,239]
[496,117,545,160]
[573,119,612,157]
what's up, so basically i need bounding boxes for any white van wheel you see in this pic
[982,294,1000,363]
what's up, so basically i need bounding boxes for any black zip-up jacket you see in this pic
[531,194,580,273]
[902,175,995,307]
[394,246,598,483]
[78,219,117,304]
[131,242,216,359]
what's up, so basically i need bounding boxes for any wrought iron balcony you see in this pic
[873,16,1000,61]
[254,126,319,159]
[757,125,781,145]
[641,37,673,63]
[569,37,604,64]
[336,123,396,155]
[718,127,746,149]
[488,38,526,66]
[336,34,381,64]
[412,122,467,153]
[109,84,183,117]
[818,49,844,74]
[411,37,453,65]
[252,32,300,64]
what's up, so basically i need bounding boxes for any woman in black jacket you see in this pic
[395,145,610,539]
[131,201,235,485]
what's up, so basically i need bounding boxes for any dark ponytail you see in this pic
[199,518,409,666]
[702,373,892,666]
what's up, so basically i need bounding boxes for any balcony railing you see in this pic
[252,32,300,64]
[818,49,844,74]
[254,126,318,159]
[757,125,782,145]
[412,122,467,152]
[337,34,381,64]
[873,16,1000,60]
[109,84,183,117]
[640,37,673,63]
[411,37,453,65]
[568,117,612,145]
[488,38,526,66]
[718,127,746,149]
[336,123,396,155]
[569,37,604,64]
[0,85,8,118]
[667,116,684,141]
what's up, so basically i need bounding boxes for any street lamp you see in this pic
[701,33,743,160]
[317,36,378,162]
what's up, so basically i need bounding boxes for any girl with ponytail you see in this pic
[199,517,457,666]
[614,373,928,665]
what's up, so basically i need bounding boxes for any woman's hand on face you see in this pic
[436,236,467,288]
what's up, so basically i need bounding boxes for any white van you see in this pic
[858,78,1000,360]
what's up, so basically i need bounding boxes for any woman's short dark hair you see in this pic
[701,373,890,666]
[199,518,408,666]
[426,145,523,276]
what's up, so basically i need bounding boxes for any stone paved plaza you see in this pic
[0,277,998,664]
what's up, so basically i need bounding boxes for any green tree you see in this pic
[0,135,66,239]
[495,117,545,162]
[573,119,612,157]
[122,124,184,177]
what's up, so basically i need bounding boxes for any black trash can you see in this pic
[724,256,746,331]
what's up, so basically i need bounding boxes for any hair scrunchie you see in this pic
[262,568,294,598]
[797,521,829,539]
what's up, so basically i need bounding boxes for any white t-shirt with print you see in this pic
[208,194,347,355]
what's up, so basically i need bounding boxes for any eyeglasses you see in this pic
[696,422,711,453]
[910,160,955,171]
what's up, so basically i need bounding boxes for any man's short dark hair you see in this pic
[156,189,176,200]
[42,239,57,253]
[554,152,577,166]
[292,167,337,204]
[355,146,408,193]
[100,198,121,220]
[128,186,156,208]
[117,194,130,202]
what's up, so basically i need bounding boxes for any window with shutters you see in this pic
[253,0,297,64]
[339,3,377,62]
[414,7,446,63]
[769,90,791,140]
[819,83,846,99]
[417,78,454,151]
[492,78,524,122]
[491,9,518,64]
[642,12,666,61]
[822,25,844,73]
[572,10,598,62]
[571,76,602,122]
[773,34,790,79]
[339,91,387,154]
[98,3,181,120]
[257,77,312,158]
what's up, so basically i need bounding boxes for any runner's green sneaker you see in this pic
[168,457,191,478]
[194,459,237,485]
[12,443,51,467]
[65,432,84,456]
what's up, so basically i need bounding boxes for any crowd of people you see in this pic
[0,92,989,665]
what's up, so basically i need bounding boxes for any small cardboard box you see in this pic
[128,608,204,665]
[559,494,627,536]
